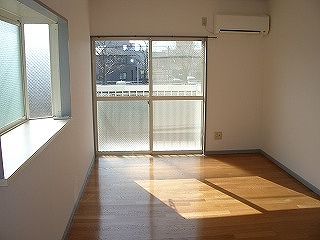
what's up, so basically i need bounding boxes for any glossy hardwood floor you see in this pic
[66,154,320,239]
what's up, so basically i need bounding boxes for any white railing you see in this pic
[96,84,202,97]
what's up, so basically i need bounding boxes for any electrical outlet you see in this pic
[214,131,222,140]
[202,17,207,26]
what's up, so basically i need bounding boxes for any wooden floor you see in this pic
[66,154,320,240]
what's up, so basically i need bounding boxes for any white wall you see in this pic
[207,34,264,151]
[262,0,320,190]
[0,0,94,239]
[89,0,267,151]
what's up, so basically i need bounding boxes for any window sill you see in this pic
[0,118,70,186]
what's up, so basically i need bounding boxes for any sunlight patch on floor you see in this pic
[135,178,261,219]
[206,176,320,211]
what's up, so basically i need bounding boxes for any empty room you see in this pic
[0,0,319,239]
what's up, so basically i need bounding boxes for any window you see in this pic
[0,21,54,131]
[0,0,71,182]
[0,8,70,134]
[0,19,25,132]
[93,38,205,154]
[119,72,127,80]
[24,24,53,119]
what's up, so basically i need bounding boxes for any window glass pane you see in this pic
[0,19,25,130]
[153,100,202,151]
[24,24,52,118]
[95,40,149,97]
[97,101,149,151]
[152,41,204,96]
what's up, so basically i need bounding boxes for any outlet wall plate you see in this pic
[214,131,222,140]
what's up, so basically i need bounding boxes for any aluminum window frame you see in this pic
[91,36,207,155]
[0,0,71,182]
[0,14,28,134]
[0,0,71,136]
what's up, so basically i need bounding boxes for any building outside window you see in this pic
[119,72,127,80]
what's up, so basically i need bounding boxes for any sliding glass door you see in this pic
[92,38,206,154]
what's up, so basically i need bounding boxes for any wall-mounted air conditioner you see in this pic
[214,14,269,35]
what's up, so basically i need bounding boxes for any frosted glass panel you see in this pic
[0,20,25,130]
[24,24,52,118]
[97,101,149,151]
[153,100,202,151]
[152,41,204,96]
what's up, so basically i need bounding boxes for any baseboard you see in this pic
[259,150,320,196]
[61,156,96,240]
[205,149,261,155]
[205,149,319,196]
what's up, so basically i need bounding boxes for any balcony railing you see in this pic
[96,84,202,97]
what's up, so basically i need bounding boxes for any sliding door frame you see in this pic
[91,36,207,156]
